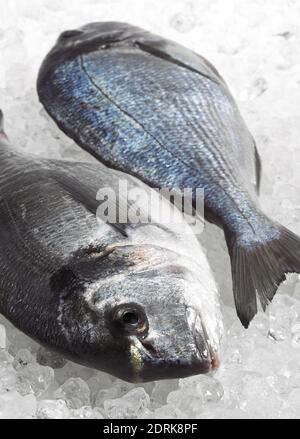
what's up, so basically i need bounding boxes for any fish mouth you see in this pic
[186,307,219,372]
[126,308,219,382]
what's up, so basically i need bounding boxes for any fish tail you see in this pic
[225,222,300,328]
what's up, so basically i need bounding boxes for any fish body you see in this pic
[0,111,222,382]
[37,22,300,327]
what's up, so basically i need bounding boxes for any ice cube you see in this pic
[37,399,71,420]
[70,406,105,419]
[268,294,298,341]
[0,325,6,349]
[166,375,224,418]
[104,388,150,419]
[16,363,55,397]
[154,404,184,419]
[151,380,179,406]
[54,378,91,409]
[199,406,250,419]
[0,350,14,366]
[87,372,114,405]
[95,379,135,408]
[13,349,35,371]
[179,375,224,403]
[95,386,120,408]
[0,367,17,394]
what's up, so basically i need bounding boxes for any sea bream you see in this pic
[0,109,222,382]
[37,22,300,327]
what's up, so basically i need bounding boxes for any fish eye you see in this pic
[109,303,148,336]
[122,311,139,325]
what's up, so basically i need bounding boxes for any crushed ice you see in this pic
[0,0,300,419]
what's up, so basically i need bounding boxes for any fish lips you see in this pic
[186,306,219,371]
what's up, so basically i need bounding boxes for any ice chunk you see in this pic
[268,295,298,341]
[70,406,105,419]
[95,386,120,408]
[0,350,14,366]
[166,375,223,417]
[154,404,184,419]
[199,406,251,419]
[87,372,114,405]
[54,378,91,409]
[104,388,150,419]
[167,387,202,417]
[219,370,262,403]
[151,380,179,406]
[16,363,54,397]
[0,367,17,393]
[37,399,71,420]
[293,279,300,301]
[162,375,222,418]
[6,328,39,357]
[13,349,35,371]
[95,379,135,408]
[179,375,224,403]
[0,325,6,349]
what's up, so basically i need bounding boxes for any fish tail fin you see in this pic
[225,223,300,328]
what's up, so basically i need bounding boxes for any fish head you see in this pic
[54,244,223,382]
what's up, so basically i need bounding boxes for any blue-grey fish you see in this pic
[0,109,222,382]
[37,22,300,328]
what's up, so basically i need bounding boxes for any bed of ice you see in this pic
[0,0,300,419]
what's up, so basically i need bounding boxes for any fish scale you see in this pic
[80,49,243,184]
[88,51,253,207]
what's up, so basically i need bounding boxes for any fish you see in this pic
[0,109,223,382]
[37,21,300,328]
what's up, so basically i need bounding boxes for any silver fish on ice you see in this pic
[0,109,222,382]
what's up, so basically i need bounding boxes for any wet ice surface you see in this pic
[0,0,300,419]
